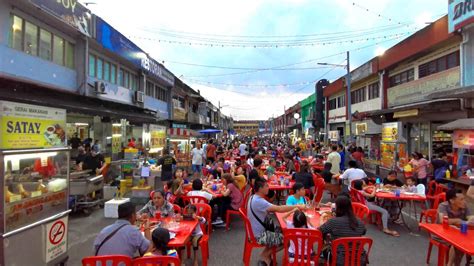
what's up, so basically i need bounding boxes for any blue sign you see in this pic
[95,17,143,66]
[449,0,474,32]
[95,17,174,86]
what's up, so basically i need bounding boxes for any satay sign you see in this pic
[45,216,68,263]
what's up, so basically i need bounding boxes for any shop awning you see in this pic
[429,85,474,100]
[438,119,474,130]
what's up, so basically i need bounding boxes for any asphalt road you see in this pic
[68,195,445,266]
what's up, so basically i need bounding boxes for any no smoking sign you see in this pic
[49,220,65,245]
[45,217,68,263]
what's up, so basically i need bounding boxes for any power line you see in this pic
[351,2,408,25]
[130,31,413,48]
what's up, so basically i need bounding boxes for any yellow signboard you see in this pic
[150,125,166,152]
[0,101,66,149]
[112,124,122,154]
[382,122,399,142]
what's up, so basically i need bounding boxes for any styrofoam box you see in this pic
[104,198,130,218]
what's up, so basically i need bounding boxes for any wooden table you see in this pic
[420,223,474,266]
[375,191,426,231]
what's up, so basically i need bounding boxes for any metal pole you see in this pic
[346,51,352,143]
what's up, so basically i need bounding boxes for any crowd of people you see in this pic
[91,135,474,266]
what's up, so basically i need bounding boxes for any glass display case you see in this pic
[2,148,69,233]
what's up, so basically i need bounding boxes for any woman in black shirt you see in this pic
[294,160,314,191]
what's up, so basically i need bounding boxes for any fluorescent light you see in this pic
[112,134,122,137]
[5,152,58,161]
[106,136,112,140]
[74,123,89,126]
[112,123,122,127]
[149,147,164,153]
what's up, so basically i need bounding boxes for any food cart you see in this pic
[380,122,408,177]
[438,119,474,192]
[0,101,70,265]
[167,128,192,170]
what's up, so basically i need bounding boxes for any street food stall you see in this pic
[380,122,408,177]
[438,119,474,192]
[0,101,70,265]
[167,128,192,169]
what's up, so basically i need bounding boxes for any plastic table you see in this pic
[420,223,474,266]
[276,208,325,231]
[375,191,426,231]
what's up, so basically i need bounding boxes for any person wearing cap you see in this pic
[93,202,151,257]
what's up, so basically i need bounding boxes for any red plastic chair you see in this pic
[239,208,277,266]
[82,255,132,266]
[282,228,323,266]
[183,195,209,205]
[420,209,450,265]
[329,237,373,266]
[185,203,211,265]
[350,190,382,229]
[132,256,181,266]
[313,178,325,204]
[419,192,445,228]
[425,181,447,208]
[352,202,370,222]
[225,188,246,231]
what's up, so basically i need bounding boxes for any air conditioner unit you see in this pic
[135,91,144,103]
[94,81,107,94]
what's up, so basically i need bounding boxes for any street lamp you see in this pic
[293,113,300,119]
[317,51,352,142]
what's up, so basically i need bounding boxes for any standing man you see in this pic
[191,142,205,179]
[239,141,248,161]
[206,139,217,163]
[340,160,367,192]
[156,149,176,190]
[327,145,341,175]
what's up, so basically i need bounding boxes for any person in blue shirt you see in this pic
[286,182,307,206]
[338,144,346,171]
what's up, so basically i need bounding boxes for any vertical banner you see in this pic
[150,124,166,153]
[112,124,122,154]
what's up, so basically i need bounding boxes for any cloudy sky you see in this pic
[81,0,446,120]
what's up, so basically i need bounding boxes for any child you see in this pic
[266,159,277,177]
[283,209,315,259]
[185,204,207,266]
[170,169,185,206]
[403,176,417,193]
[286,183,307,206]
[144,227,178,257]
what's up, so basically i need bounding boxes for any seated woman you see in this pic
[318,195,367,265]
[218,173,243,223]
[137,189,174,219]
[286,182,307,206]
[352,180,400,237]
[144,227,178,257]
[321,162,340,196]
[231,165,247,191]
[294,160,315,193]
[437,189,474,266]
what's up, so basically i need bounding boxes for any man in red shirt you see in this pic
[206,139,217,163]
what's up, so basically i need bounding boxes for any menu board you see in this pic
[0,101,66,149]
[453,130,474,149]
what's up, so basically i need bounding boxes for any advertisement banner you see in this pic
[453,130,474,149]
[150,125,166,152]
[0,101,66,149]
[448,0,474,33]
[173,107,187,121]
[329,130,340,141]
[382,122,400,142]
[29,0,91,36]
[111,125,122,154]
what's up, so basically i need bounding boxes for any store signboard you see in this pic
[329,130,340,141]
[112,124,122,154]
[150,124,166,152]
[0,101,66,149]
[172,123,187,129]
[29,0,91,36]
[453,130,474,149]
[173,107,187,121]
[382,122,401,142]
[448,0,474,33]
[45,216,68,263]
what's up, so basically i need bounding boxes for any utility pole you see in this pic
[346,51,352,143]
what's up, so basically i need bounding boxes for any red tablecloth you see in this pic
[375,191,427,201]
[310,163,324,171]
[147,217,198,247]
[276,208,330,231]
[420,223,474,255]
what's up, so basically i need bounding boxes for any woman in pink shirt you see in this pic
[409,152,431,186]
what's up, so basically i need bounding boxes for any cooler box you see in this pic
[104,198,130,218]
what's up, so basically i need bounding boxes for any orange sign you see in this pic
[453,130,474,149]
